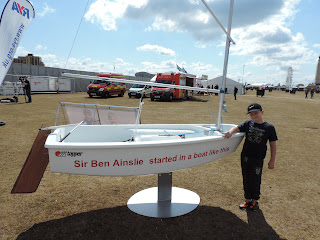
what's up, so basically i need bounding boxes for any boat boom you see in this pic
[62,73,220,93]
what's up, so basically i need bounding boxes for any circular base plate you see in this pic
[127,187,200,218]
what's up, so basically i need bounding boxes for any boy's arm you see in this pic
[223,126,240,139]
[268,141,277,169]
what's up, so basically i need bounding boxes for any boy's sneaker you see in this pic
[249,200,259,211]
[239,200,251,210]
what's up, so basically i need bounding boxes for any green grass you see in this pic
[1,90,320,239]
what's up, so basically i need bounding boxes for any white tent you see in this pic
[198,76,244,94]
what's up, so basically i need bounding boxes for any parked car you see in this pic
[87,73,126,98]
[128,84,151,98]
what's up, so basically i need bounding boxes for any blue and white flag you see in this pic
[176,64,183,72]
[182,67,187,73]
[0,0,35,85]
[177,64,188,74]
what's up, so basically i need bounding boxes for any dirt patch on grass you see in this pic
[305,126,319,130]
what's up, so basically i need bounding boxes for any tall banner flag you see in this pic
[0,0,35,85]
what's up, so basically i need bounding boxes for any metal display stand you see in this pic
[127,173,200,218]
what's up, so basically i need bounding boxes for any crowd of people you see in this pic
[305,88,316,99]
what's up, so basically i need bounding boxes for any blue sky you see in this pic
[2,0,320,86]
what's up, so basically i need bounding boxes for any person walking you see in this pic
[234,86,238,100]
[214,85,219,96]
[305,88,309,98]
[310,88,315,99]
[223,103,278,211]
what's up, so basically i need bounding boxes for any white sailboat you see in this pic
[45,123,244,176]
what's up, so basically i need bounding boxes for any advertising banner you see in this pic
[0,0,35,85]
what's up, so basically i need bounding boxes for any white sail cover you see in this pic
[0,0,35,85]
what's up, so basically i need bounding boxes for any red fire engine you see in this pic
[150,72,196,101]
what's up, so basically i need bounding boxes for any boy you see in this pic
[224,103,277,211]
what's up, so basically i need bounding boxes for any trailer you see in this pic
[29,76,72,93]
[0,81,24,95]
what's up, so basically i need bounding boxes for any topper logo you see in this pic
[55,151,83,157]
[12,1,30,19]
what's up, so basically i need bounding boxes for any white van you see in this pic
[128,84,151,98]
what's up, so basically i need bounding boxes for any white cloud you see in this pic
[38,3,56,17]
[13,48,129,74]
[13,46,214,77]
[227,0,319,85]
[189,61,218,75]
[35,45,47,51]
[84,0,316,72]
[137,44,175,56]
[136,59,219,78]
[86,0,285,42]
[40,54,59,67]
[48,57,129,73]
[231,15,317,73]
[14,46,29,57]
[114,57,129,66]
[140,60,176,72]
[84,0,147,31]
[41,54,57,62]
[83,0,318,82]
[64,58,113,72]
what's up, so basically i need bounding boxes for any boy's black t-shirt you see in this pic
[238,120,278,159]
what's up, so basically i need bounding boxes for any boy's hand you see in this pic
[223,126,240,139]
[268,160,275,169]
[269,141,276,169]
[223,131,231,139]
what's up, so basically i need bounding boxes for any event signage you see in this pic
[46,140,235,176]
[0,0,35,85]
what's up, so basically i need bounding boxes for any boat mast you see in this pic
[216,0,234,131]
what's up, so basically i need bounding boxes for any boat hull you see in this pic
[45,124,244,176]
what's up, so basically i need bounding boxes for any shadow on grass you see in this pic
[17,206,285,240]
[185,96,209,102]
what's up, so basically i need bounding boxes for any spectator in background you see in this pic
[214,85,219,96]
[21,76,32,103]
[305,88,309,98]
[234,86,238,100]
[310,88,315,99]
